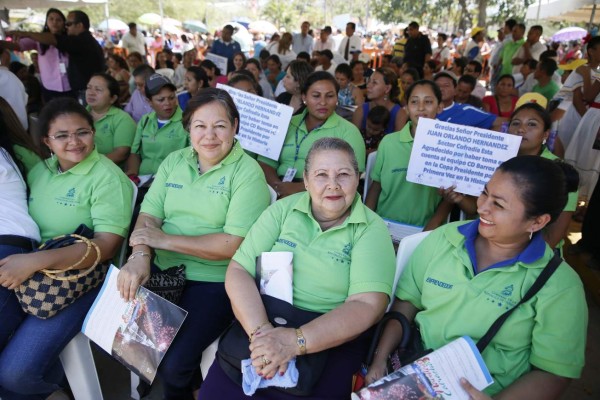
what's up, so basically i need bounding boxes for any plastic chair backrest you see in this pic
[362,151,377,202]
[267,184,278,204]
[389,231,431,310]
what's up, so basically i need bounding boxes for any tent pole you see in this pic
[536,0,542,22]
[590,0,597,30]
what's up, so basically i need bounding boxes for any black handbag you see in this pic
[14,224,106,319]
[143,264,186,304]
[216,257,329,396]
[365,253,563,373]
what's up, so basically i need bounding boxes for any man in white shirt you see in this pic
[511,25,546,75]
[313,26,334,54]
[0,50,28,130]
[121,23,147,56]
[338,22,361,63]
[292,21,314,55]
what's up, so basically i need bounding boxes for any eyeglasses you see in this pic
[48,129,93,142]
[65,21,77,27]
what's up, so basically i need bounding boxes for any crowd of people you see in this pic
[0,7,597,400]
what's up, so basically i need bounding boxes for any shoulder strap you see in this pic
[476,253,562,353]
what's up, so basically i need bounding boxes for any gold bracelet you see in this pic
[127,251,151,262]
[248,321,271,343]
[295,328,306,355]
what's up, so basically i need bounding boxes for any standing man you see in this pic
[10,10,104,104]
[292,21,314,55]
[121,22,148,58]
[463,27,485,62]
[210,24,241,74]
[490,18,516,89]
[499,23,525,76]
[511,25,545,75]
[338,22,361,63]
[313,26,334,54]
[403,21,432,76]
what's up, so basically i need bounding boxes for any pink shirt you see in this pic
[19,38,71,92]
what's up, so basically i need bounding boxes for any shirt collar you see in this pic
[292,192,368,229]
[149,106,183,124]
[185,140,245,173]
[456,219,547,274]
[398,122,414,142]
[86,105,119,121]
[294,109,342,132]
[46,147,100,176]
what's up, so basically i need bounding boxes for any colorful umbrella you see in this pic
[551,27,588,42]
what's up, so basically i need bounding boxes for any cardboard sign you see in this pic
[407,118,522,196]
[205,52,229,75]
[217,83,293,160]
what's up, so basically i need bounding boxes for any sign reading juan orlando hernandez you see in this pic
[217,84,293,161]
[407,118,522,196]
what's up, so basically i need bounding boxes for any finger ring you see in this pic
[262,356,271,366]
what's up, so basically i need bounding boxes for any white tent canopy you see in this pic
[526,0,599,24]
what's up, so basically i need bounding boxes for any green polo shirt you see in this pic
[233,192,396,313]
[87,106,137,155]
[533,80,560,102]
[258,110,366,180]
[141,142,270,282]
[131,107,189,175]
[370,123,441,227]
[501,39,525,76]
[540,147,577,212]
[13,145,42,175]
[397,220,587,395]
[27,149,133,241]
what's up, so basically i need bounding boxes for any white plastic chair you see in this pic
[389,231,431,310]
[60,180,138,400]
[267,184,278,204]
[362,151,377,202]
[60,332,104,400]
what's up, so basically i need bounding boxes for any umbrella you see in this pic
[138,13,162,26]
[163,17,182,27]
[232,17,251,29]
[183,20,208,33]
[163,24,182,35]
[98,18,128,31]
[551,27,588,42]
[248,20,278,34]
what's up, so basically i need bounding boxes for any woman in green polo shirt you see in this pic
[366,156,586,399]
[125,73,189,179]
[0,98,132,399]
[258,71,366,199]
[365,80,448,230]
[118,88,270,398]
[199,137,396,398]
[86,73,136,165]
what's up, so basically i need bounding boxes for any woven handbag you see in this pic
[14,225,106,319]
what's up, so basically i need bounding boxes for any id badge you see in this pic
[59,62,67,74]
[282,167,297,183]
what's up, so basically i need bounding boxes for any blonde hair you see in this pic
[278,32,293,55]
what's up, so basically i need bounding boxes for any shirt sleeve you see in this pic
[139,153,172,220]
[464,105,497,129]
[222,161,271,238]
[55,33,86,55]
[90,178,133,237]
[529,265,587,379]
[113,112,137,148]
[370,137,387,182]
[131,115,146,154]
[348,215,396,297]
[232,202,285,277]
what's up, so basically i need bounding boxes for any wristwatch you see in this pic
[295,328,306,355]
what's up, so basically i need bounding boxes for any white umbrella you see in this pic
[98,18,128,31]
[183,20,208,33]
[248,20,278,34]
[163,24,182,35]
[163,17,182,27]
[138,13,162,26]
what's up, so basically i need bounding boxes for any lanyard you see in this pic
[294,114,322,164]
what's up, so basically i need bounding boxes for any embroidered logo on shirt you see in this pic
[165,182,184,189]
[276,238,297,248]
[425,277,453,289]
[501,284,513,297]
[391,168,408,173]
[218,176,226,185]
[484,286,517,310]
[55,188,79,207]
[66,188,76,198]
[342,243,352,256]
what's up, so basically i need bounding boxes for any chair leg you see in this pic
[59,332,104,400]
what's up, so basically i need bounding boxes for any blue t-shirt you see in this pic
[177,91,191,113]
[437,102,496,129]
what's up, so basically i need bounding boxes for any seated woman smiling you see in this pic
[118,88,270,399]
[200,138,396,399]
[366,156,587,399]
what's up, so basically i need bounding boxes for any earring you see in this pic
[542,139,547,145]
[529,230,533,240]
[50,150,55,160]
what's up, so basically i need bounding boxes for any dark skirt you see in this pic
[198,333,369,400]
